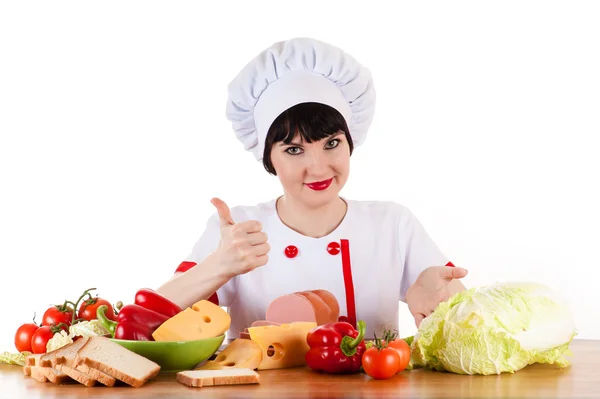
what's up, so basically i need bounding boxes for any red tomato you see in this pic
[42,305,73,329]
[31,326,56,354]
[14,323,39,353]
[362,346,400,379]
[384,338,411,372]
[78,297,117,321]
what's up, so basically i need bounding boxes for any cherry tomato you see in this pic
[362,346,400,379]
[31,326,56,354]
[384,338,411,372]
[14,323,39,353]
[42,305,73,329]
[78,297,117,321]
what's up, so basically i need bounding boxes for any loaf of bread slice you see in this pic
[39,337,97,387]
[75,336,161,388]
[76,363,117,387]
[176,368,260,387]
[39,336,88,367]
[24,352,71,384]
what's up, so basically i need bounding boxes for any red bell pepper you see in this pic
[96,304,169,341]
[134,288,182,318]
[96,288,181,341]
[305,320,367,374]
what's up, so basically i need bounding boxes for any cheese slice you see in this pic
[152,300,231,341]
[194,338,262,370]
[247,322,317,370]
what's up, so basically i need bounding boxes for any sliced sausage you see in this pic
[295,291,336,325]
[310,289,340,321]
[265,293,317,324]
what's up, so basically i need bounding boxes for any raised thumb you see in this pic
[210,197,234,226]
[440,266,468,280]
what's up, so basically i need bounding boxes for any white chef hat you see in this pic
[225,37,376,162]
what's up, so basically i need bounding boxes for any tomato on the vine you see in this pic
[14,323,39,353]
[78,297,116,322]
[384,337,411,372]
[362,346,400,379]
[42,304,73,329]
[31,326,58,354]
[362,329,412,380]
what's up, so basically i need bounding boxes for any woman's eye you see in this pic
[286,147,302,155]
[326,139,340,149]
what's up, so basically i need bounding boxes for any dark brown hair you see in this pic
[262,102,354,175]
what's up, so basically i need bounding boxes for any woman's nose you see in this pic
[305,149,329,175]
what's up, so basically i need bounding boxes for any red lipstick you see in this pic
[306,178,333,191]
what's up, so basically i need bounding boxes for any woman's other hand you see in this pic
[406,266,468,328]
[210,197,270,277]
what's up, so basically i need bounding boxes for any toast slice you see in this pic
[25,353,42,367]
[75,336,161,388]
[76,363,117,387]
[43,366,73,384]
[39,336,89,367]
[29,366,49,383]
[24,352,71,384]
[176,368,260,387]
[38,337,97,386]
[38,336,116,386]
[54,364,96,387]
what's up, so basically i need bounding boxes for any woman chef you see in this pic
[157,37,468,340]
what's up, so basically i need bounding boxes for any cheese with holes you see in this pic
[247,322,317,370]
[152,300,231,341]
[194,338,262,370]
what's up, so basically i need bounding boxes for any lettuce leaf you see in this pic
[0,351,30,366]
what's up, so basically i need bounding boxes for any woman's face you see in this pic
[270,131,350,208]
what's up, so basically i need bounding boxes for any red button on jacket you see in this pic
[327,241,341,255]
[285,245,298,258]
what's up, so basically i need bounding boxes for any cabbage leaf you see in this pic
[408,282,576,375]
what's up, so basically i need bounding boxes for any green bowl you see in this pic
[110,335,225,372]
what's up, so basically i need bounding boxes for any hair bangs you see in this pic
[262,102,354,175]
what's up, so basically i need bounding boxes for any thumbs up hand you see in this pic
[210,197,270,277]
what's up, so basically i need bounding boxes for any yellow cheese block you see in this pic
[194,338,262,370]
[152,300,231,341]
[247,322,317,370]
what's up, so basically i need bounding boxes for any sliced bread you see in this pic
[42,366,72,384]
[39,336,89,367]
[25,353,42,367]
[76,363,117,387]
[38,336,116,386]
[29,366,49,383]
[38,337,97,386]
[176,368,260,387]
[55,364,96,387]
[24,352,71,384]
[75,336,161,388]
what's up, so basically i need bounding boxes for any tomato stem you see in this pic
[69,288,97,326]
[371,332,389,351]
[51,322,69,334]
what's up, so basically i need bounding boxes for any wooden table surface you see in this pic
[1,339,598,398]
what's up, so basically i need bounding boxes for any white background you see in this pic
[1,1,599,353]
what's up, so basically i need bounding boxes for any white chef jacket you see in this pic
[175,198,452,339]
